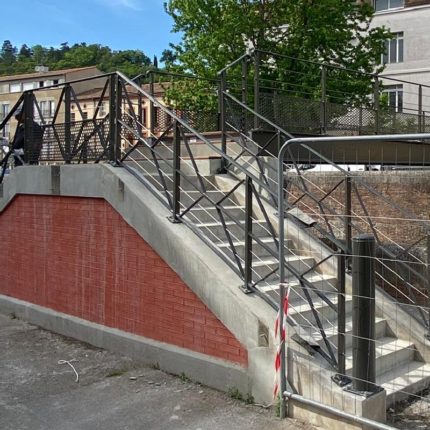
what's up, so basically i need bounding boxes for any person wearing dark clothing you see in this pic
[12,109,43,167]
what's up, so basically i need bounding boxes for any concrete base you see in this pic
[0,295,250,395]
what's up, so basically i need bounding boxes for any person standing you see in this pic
[12,107,43,166]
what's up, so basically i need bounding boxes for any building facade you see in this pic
[0,66,103,141]
[370,0,430,115]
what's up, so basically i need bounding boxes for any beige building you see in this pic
[0,66,103,141]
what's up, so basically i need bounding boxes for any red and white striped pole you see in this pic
[273,283,290,399]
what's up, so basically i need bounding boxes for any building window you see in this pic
[10,83,21,93]
[0,103,10,138]
[22,82,34,91]
[82,111,88,120]
[374,0,404,12]
[383,85,403,112]
[39,100,55,119]
[382,32,404,64]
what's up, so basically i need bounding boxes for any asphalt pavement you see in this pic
[0,312,316,430]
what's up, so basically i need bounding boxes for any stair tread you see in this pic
[377,361,430,394]
[288,293,351,316]
[196,219,266,227]
[218,236,277,248]
[294,315,387,342]
[251,255,314,268]
[344,336,414,366]
[259,274,337,293]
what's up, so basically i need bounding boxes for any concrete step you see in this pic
[217,236,293,260]
[179,190,237,208]
[195,219,273,241]
[377,361,430,407]
[143,173,217,192]
[185,205,247,224]
[288,294,353,327]
[259,274,339,303]
[250,255,315,281]
[294,315,388,351]
[345,337,415,378]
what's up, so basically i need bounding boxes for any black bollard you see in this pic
[352,234,376,393]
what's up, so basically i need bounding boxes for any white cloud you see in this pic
[96,0,144,11]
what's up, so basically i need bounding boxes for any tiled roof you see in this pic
[0,66,100,83]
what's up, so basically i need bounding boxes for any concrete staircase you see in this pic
[127,158,430,409]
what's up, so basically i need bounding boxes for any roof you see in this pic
[0,66,100,83]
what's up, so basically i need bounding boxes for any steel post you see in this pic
[320,66,327,134]
[23,92,34,164]
[108,75,117,163]
[64,85,72,163]
[337,251,346,376]
[149,72,155,141]
[345,176,352,268]
[427,233,430,339]
[241,57,248,133]
[419,85,423,133]
[170,120,181,223]
[374,78,380,135]
[219,71,227,172]
[243,176,253,293]
[253,50,260,129]
[352,234,376,393]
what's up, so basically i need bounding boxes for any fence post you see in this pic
[149,72,155,141]
[109,75,117,163]
[426,233,430,339]
[345,176,352,269]
[219,70,227,173]
[374,78,380,135]
[352,234,376,393]
[64,84,72,163]
[243,176,253,293]
[418,85,423,133]
[337,250,346,376]
[169,120,181,223]
[241,56,248,133]
[253,50,261,129]
[320,65,327,134]
[23,91,34,164]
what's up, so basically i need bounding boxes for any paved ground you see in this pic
[0,312,316,430]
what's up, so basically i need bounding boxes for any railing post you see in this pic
[243,176,253,293]
[320,65,327,135]
[169,120,181,223]
[253,50,261,129]
[426,233,430,339]
[373,77,380,135]
[109,75,117,163]
[337,251,347,377]
[23,91,34,164]
[352,234,377,393]
[345,176,352,269]
[219,70,227,173]
[332,250,351,386]
[64,84,72,163]
[149,72,155,142]
[241,56,248,133]
[115,75,122,163]
[418,85,423,133]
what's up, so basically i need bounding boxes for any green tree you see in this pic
[164,0,391,110]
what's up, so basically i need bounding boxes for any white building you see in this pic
[370,0,430,117]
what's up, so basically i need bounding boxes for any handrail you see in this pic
[254,48,430,90]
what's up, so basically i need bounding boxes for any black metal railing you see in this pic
[2,52,430,375]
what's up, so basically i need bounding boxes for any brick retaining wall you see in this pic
[0,195,248,367]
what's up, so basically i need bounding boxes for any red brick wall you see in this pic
[0,195,248,366]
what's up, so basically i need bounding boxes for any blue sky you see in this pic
[1,0,181,59]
